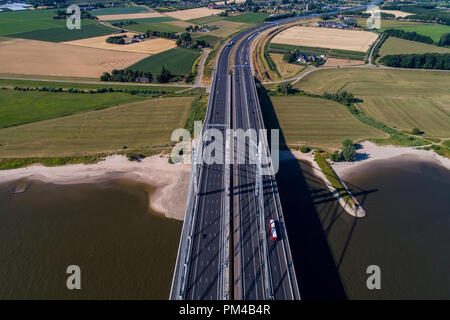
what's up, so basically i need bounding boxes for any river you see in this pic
[0,178,182,299]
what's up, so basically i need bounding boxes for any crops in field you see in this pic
[269,43,366,60]
[0,96,193,157]
[91,6,150,16]
[7,23,116,42]
[0,89,145,128]
[295,68,450,138]
[0,9,64,36]
[377,36,450,58]
[263,95,386,149]
[226,12,269,24]
[387,24,450,43]
[125,21,185,33]
[187,15,225,25]
[127,47,201,74]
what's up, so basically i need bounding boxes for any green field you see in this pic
[91,6,150,16]
[0,96,193,157]
[356,17,424,30]
[388,24,450,43]
[125,21,184,33]
[7,22,117,42]
[0,89,144,128]
[266,96,386,149]
[269,43,366,60]
[295,68,450,138]
[107,16,175,23]
[226,12,268,24]
[127,47,201,74]
[187,15,225,25]
[0,79,184,93]
[377,36,450,58]
[191,33,221,45]
[0,9,64,36]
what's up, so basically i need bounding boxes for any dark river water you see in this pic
[0,179,182,299]
[276,153,450,300]
[0,154,448,300]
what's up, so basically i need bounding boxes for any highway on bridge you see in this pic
[171,0,377,300]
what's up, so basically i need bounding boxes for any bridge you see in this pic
[170,1,378,300]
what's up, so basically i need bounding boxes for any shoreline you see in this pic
[0,154,190,221]
[332,141,450,178]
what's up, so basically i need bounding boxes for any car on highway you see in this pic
[269,218,277,241]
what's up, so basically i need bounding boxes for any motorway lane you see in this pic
[233,30,296,300]
[184,45,232,300]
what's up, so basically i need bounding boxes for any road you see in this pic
[171,0,381,300]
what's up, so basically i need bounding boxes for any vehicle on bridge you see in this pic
[269,218,277,241]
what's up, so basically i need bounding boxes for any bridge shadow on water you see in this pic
[256,80,377,300]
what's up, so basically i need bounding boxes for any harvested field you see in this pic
[97,12,164,21]
[295,68,450,138]
[269,53,305,78]
[0,39,149,78]
[272,26,378,52]
[205,20,247,38]
[323,58,364,67]
[266,96,386,149]
[163,7,223,21]
[63,33,176,54]
[377,10,413,18]
[0,97,193,157]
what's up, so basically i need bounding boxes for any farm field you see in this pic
[7,23,117,42]
[0,79,184,92]
[377,36,450,58]
[127,47,201,74]
[97,12,164,21]
[63,33,176,54]
[187,14,225,25]
[356,17,424,30]
[0,9,64,36]
[91,6,150,16]
[295,68,450,138]
[125,20,185,33]
[203,20,247,38]
[270,53,305,78]
[378,10,413,18]
[0,96,193,157]
[267,96,386,149]
[191,34,221,45]
[0,39,149,78]
[0,89,144,128]
[323,58,364,66]
[272,26,378,52]
[386,24,450,43]
[269,43,366,60]
[225,12,269,24]
[163,7,223,21]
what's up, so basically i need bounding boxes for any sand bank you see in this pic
[332,141,450,177]
[0,155,190,221]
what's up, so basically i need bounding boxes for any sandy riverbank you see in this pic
[332,141,450,177]
[0,155,190,221]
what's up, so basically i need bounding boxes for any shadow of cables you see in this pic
[256,79,347,300]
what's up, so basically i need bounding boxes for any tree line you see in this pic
[379,53,450,70]
[383,29,434,44]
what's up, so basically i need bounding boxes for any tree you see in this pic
[331,150,340,162]
[342,138,354,148]
[156,66,173,83]
[341,144,356,161]
[438,33,450,46]
[275,82,293,95]
[412,127,422,135]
